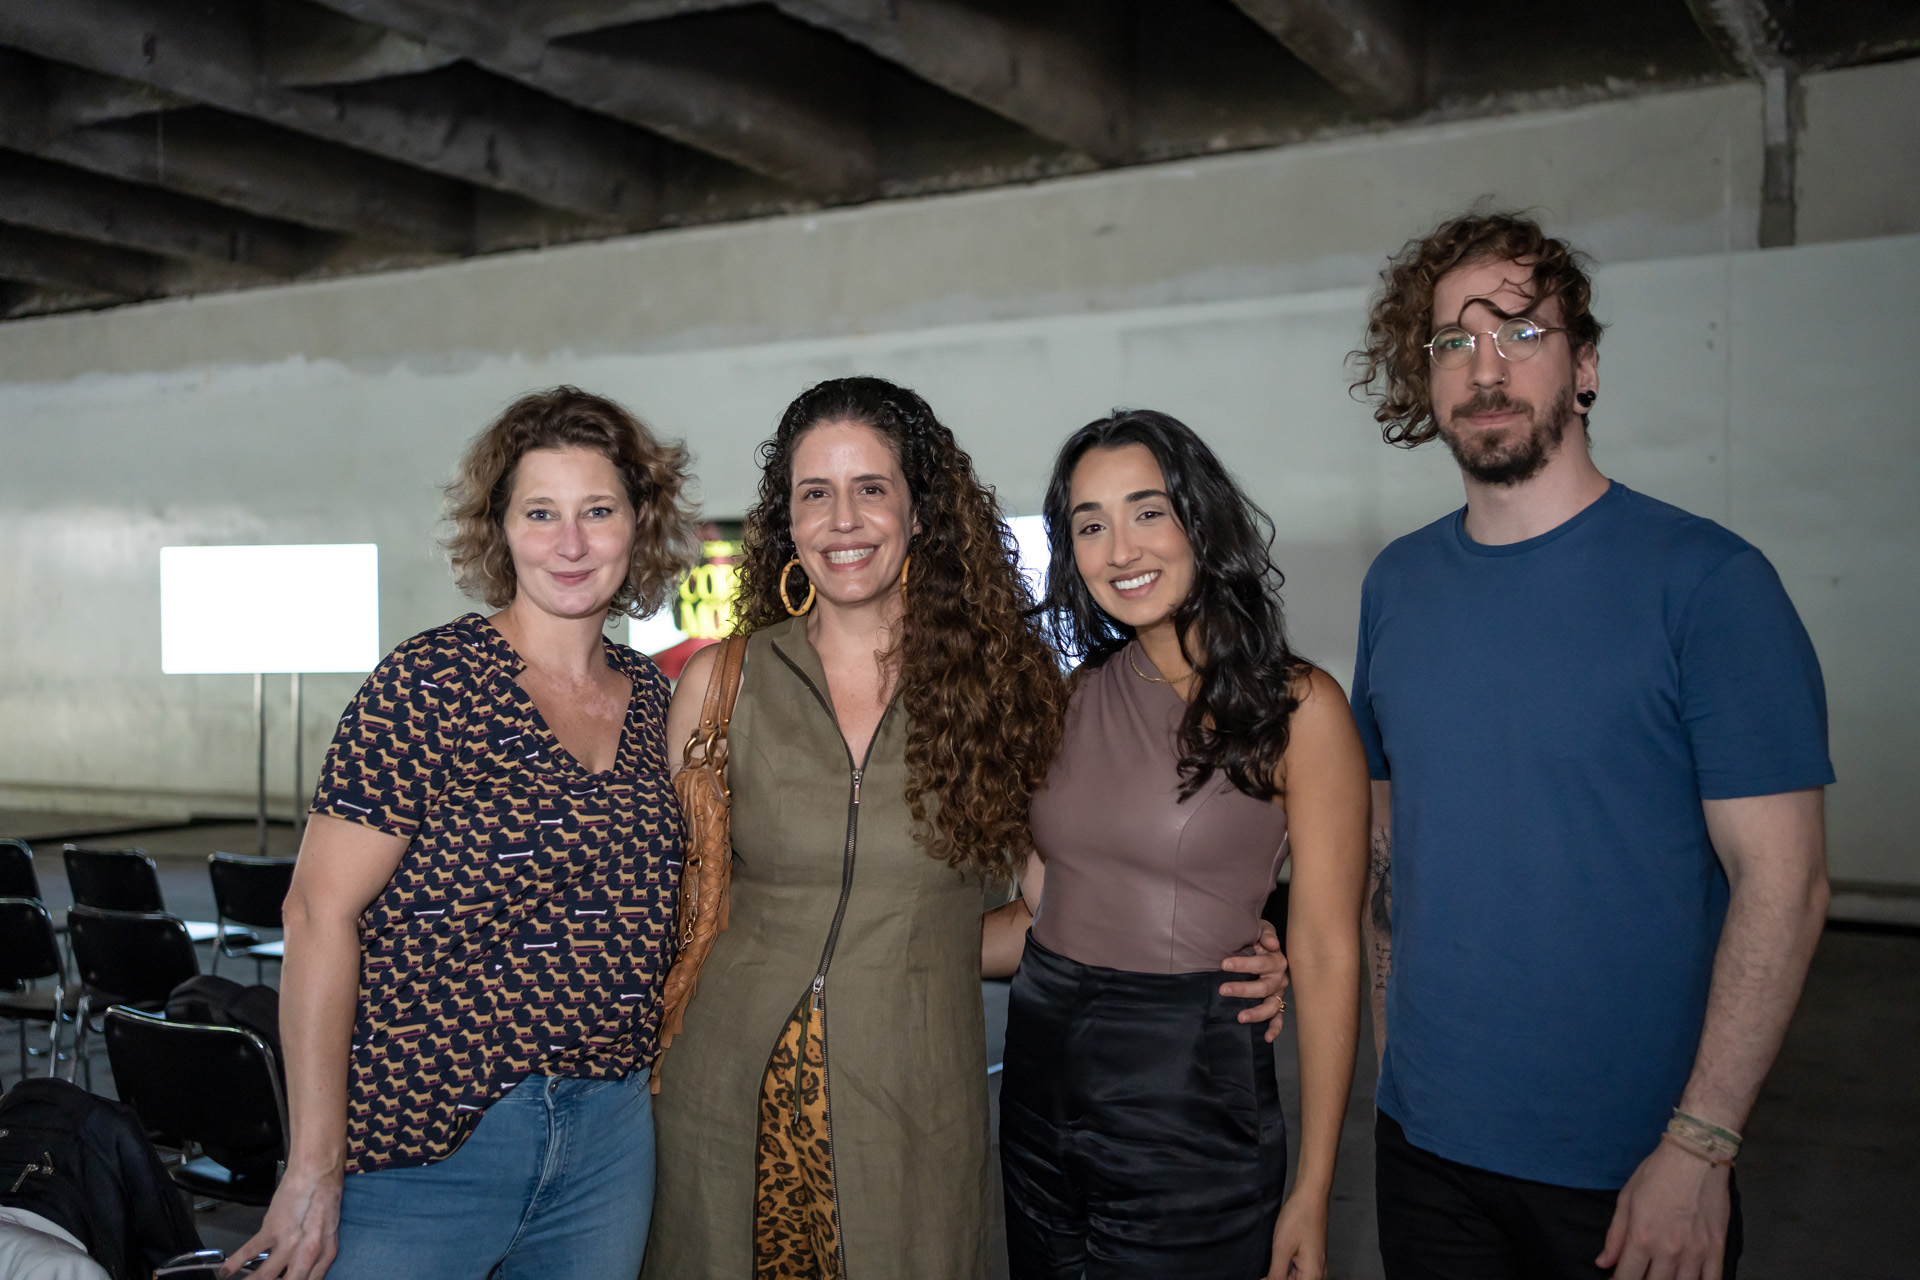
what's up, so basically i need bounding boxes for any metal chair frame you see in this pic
[0,897,73,1081]
[65,904,202,1086]
[65,844,259,952]
[103,1005,289,1207]
[206,852,295,980]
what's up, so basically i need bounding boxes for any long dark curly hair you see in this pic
[735,376,1067,879]
[1350,210,1605,448]
[1040,409,1311,803]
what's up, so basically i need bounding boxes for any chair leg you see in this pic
[44,983,64,1080]
[15,1018,24,1079]
[69,994,89,1085]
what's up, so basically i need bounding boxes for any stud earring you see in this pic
[779,557,815,616]
[1576,390,1597,408]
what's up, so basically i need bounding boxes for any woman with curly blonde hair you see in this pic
[644,376,1078,1280]
[236,386,698,1280]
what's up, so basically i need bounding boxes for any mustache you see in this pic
[1449,390,1533,420]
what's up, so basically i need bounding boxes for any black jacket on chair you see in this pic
[0,1077,201,1280]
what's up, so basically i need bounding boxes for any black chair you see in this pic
[64,845,257,950]
[0,837,41,899]
[0,898,78,1080]
[103,1005,288,1207]
[65,905,202,1084]
[206,853,295,980]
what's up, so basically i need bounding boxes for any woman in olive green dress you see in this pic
[646,377,1292,1279]
[644,377,1068,1279]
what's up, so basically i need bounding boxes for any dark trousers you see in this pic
[999,936,1288,1280]
[1376,1112,1743,1280]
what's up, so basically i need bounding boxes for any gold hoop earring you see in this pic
[898,554,911,592]
[779,556,815,616]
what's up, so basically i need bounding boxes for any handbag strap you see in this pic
[683,632,750,776]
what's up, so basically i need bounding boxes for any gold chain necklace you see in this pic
[1128,645,1192,686]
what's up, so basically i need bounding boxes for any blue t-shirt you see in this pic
[1350,482,1833,1189]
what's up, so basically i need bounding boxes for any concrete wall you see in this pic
[1,63,1916,885]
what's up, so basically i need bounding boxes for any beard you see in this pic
[1436,386,1577,487]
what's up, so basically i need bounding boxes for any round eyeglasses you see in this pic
[1425,317,1567,369]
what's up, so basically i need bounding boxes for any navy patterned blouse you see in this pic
[311,613,682,1173]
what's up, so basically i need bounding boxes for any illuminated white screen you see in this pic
[629,607,689,655]
[161,544,381,673]
[1006,514,1051,602]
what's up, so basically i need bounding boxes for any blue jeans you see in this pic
[330,1071,654,1280]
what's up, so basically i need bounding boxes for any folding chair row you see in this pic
[1,838,296,1080]
[61,844,256,952]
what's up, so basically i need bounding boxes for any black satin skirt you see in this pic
[999,935,1288,1280]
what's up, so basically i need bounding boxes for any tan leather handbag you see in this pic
[652,632,750,1093]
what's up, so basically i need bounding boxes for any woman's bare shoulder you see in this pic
[1284,665,1362,755]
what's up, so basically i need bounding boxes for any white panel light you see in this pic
[629,607,689,655]
[1006,514,1051,602]
[161,544,380,674]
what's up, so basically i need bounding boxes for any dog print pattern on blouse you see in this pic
[312,614,682,1174]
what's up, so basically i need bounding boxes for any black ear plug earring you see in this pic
[1576,390,1597,408]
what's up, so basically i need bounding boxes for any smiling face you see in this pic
[1429,255,1598,487]
[788,418,918,612]
[500,446,637,620]
[1066,443,1195,634]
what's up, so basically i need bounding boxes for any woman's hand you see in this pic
[981,897,1033,979]
[1220,920,1291,1041]
[225,1166,342,1279]
[1266,1190,1330,1280]
[236,815,406,1279]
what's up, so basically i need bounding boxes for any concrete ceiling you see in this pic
[0,0,1914,320]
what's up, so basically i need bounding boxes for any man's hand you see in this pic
[226,1166,343,1279]
[1596,1140,1731,1280]
[1220,920,1291,1042]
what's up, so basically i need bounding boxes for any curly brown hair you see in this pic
[443,386,700,617]
[1351,210,1605,447]
[736,376,1067,881]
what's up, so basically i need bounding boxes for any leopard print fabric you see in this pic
[753,992,842,1279]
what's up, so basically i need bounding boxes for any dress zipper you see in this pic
[769,645,893,1277]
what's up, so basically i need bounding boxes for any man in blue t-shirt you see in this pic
[1348,212,1833,1280]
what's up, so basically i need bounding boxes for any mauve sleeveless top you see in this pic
[1028,642,1290,974]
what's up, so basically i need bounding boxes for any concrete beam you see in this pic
[0,0,665,223]
[0,58,474,254]
[312,0,878,195]
[0,223,161,297]
[43,75,192,128]
[0,281,128,318]
[526,0,758,41]
[1684,1,1797,247]
[261,0,459,86]
[1227,0,1422,117]
[1685,0,1789,76]
[0,151,327,276]
[773,0,1132,161]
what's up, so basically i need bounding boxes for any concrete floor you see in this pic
[7,815,1918,1276]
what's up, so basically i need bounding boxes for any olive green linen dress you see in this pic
[644,616,993,1280]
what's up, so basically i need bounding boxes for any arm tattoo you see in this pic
[1366,826,1393,994]
[1367,827,1393,935]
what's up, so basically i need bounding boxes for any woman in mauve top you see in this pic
[993,410,1370,1280]
[235,388,699,1280]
